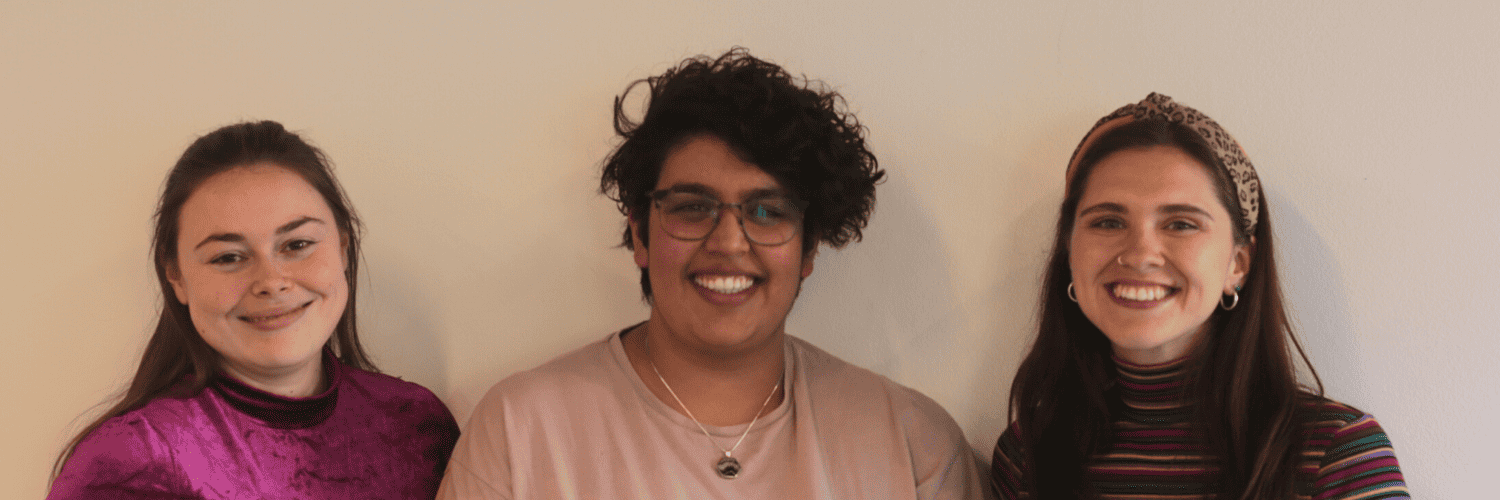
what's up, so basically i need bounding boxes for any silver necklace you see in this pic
[646,342,782,480]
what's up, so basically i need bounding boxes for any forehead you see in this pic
[178,163,334,237]
[655,135,785,196]
[1079,146,1226,213]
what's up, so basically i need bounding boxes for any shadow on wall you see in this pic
[359,254,448,397]
[789,168,960,384]
[1264,189,1366,404]
[968,113,1095,447]
[975,183,1060,424]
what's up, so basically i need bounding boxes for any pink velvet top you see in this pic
[48,350,459,499]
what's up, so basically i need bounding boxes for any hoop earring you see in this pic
[1067,282,1078,302]
[1220,288,1240,310]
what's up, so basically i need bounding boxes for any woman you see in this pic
[48,121,459,499]
[991,94,1408,499]
[439,48,981,499]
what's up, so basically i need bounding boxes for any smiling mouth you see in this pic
[239,301,313,325]
[694,274,757,294]
[1111,283,1176,302]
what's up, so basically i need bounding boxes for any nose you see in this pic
[1117,227,1165,270]
[702,208,751,254]
[250,260,294,296]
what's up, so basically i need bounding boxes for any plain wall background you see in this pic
[4,1,1495,497]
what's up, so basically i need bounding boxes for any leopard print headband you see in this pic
[1064,92,1261,234]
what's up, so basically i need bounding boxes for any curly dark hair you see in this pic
[600,47,884,300]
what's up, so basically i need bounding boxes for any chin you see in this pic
[692,320,778,348]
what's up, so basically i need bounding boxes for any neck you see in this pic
[218,356,328,398]
[624,322,786,427]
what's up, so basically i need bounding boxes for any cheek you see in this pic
[769,247,808,281]
[180,269,248,313]
[1186,242,1235,284]
[647,238,693,272]
[1066,234,1096,279]
[307,250,350,296]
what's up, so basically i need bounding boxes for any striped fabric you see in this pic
[991,357,1409,499]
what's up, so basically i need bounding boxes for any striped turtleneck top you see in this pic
[990,356,1409,499]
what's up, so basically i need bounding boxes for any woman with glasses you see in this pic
[438,48,985,499]
[47,121,459,499]
[990,94,1408,499]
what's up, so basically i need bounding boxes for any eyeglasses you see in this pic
[649,189,806,246]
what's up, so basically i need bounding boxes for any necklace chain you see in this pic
[646,338,782,459]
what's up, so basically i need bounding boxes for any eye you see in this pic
[745,200,794,226]
[283,239,316,253]
[209,252,245,266]
[1165,219,1200,231]
[663,196,718,221]
[669,202,714,214]
[1087,217,1125,230]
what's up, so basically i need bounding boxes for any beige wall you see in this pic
[4,1,1495,497]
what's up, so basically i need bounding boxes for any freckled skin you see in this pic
[168,164,348,396]
[1069,147,1249,364]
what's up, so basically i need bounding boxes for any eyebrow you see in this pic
[660,183,792,200]
[193,216,326,250]
[1159,204,1215,219]
[1077,202,1126,217]
[1077,202,1215,219]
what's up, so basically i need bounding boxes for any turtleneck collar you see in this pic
[211,347,342,429]
[1112,354,1192,423]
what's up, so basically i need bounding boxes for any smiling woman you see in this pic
[169,165,351,398]
[46,121,459,499]
[991,94,1409,499]
[437,48,984,500]
[1068,146,1250,365]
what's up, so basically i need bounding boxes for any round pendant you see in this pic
[715,455,742,479]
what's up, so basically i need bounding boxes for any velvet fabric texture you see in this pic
[48,349,459,499]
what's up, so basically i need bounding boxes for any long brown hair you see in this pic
[1008,118,1323,499]
[51,121,376,480]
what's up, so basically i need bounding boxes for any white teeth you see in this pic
[695,275,754,294]
[1112,284,1169,301]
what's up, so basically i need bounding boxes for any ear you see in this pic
[166,261,189,305]
[630,214,649,270]
[1226,236,1254,293]
[800,246,818,279]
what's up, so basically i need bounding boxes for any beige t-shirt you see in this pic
[438,330,985,500]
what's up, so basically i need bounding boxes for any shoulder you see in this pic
[990,421,1026,499]
[83,390,214,444]
[1300,397,1409,498]
[461,333,626,438]
[791,337,985,499]
[479,335,619,407]
[339,364,460,472]
[50,400,195,497]
[1301,397,1395,446]
[793,336,960,428]
[342,364,457,434]
[991,420,1023,464]
[439,334,624,499]
[72,405,180,459]
[343,365,450,412]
